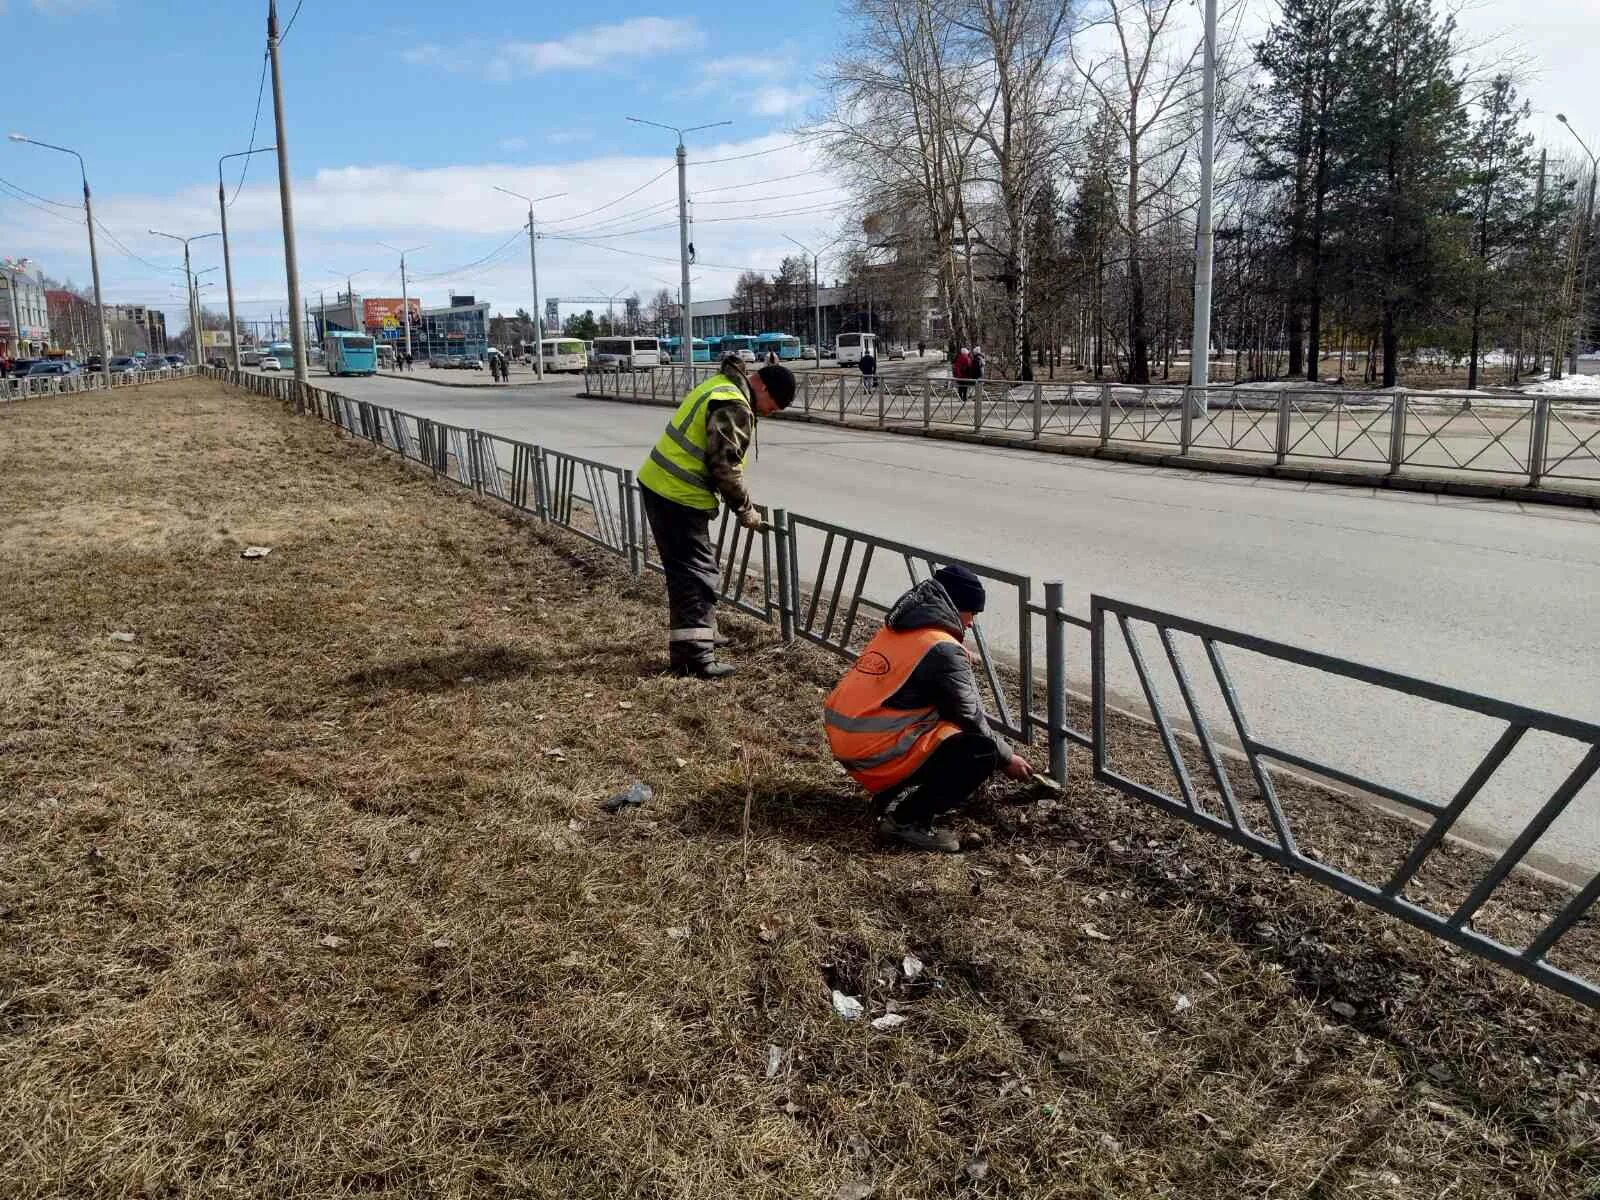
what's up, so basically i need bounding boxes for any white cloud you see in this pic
[497,137,529,152]
[548,130,594,146]
[752,86,814,117]
[402,43,442,65]
[491,18,704,76]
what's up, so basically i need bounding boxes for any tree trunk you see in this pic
[1381,309,1398,389]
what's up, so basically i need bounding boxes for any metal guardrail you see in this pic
[206,365,1600,1010]
[583,367,1600,492]
[1091,596,1600,1010]
[0,366,199,402]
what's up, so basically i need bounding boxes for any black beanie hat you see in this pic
[933,564,986,614]
[756,363,797,408]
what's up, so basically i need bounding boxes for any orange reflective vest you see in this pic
[823,625,962,794]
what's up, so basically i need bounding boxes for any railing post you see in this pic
[922,378,932,429]
[772,506,794,642]
[1275,392,1292,465]
[1045,579,1067,784]
[1388,390,1408,476]
[1032,382,1043,440]
[650,368,658,401]
[622,469,642,575]
[876,380,885,427]
[1180,386,1194,454]
[631,368,639,400]
[1099,383,1111,445]
[1528,396,1550,488]
[532,445,548,520]
[838,375,846,422]
[974,383,983,433]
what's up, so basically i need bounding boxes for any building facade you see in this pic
[416,296,490,361]
[1,261,50,356]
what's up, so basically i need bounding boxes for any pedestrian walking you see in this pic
[918,341,926,358]
[637,354,796,679]
[952,347,973,401]
[859,346,878,392]
[971,346,985,382]
[824,565,1032,852]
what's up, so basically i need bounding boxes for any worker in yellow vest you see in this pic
[638,354,796,678]
[824,565,1032,851]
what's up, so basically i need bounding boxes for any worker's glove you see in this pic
[738,508,767,532]
[1004,753,1034,783]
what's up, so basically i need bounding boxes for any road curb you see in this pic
[575,388,1600,511]
[374,371,548,392]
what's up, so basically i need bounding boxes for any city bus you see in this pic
[756,331,802,361]
[715,334,757,361]
[266,342,295,369]
[325,331,378,376]
[834,331,877,366]
[593,335,662,370]
[539,337,588,372]
[662,336,711,364]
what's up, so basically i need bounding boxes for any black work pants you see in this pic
[879,733,999,825]
[641,487,720,669]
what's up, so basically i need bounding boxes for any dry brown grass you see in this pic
[1,379,1597,1199]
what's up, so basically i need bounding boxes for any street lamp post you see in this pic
[493,186,567,380]
[784,233,838,370]
[626,118,730,361]
[1557,114,1597,376]
[218,146,277,372]
[378,241,426,361]
[150,230,219,364]
[266,0,307,386]
[9,133,111,388]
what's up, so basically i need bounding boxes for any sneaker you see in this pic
[671,661,737,680]
[877,816,961,853]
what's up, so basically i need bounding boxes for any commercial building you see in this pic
[416,295,490,361]
[363,298,422,343]
[46,289,96,356]
[1,260,50,356]
[311,291,363,339]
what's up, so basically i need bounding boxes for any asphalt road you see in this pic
[312,371,1600,880]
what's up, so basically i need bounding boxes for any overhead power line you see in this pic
[540,164,676,227]
[691,136,826,166]
[233,52,271,206]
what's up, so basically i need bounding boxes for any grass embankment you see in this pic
[1,379,1595,1199]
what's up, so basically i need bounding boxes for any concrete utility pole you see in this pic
[218,146,276,371]
[267,0,306,385]
[493,186,566,380]
[1556,115,1597,375]
[378,241,425,359]
[1188,0,1218,409]
[150,230,218,364]
[627,117,730,360]
[9,134,111,388]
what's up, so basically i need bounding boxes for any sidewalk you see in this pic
[376,366,551,390]
[2,378,1593,1198]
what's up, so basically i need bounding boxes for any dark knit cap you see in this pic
[756,363,797,408]
[934,564,986,614]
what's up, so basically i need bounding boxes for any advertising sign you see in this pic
[201,330,233,349]
[363,298,421,339]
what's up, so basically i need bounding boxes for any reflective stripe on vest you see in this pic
[637,374,750,510]
[822,625,962,794]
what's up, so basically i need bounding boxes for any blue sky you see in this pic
[1,0,844,332]
[3,0,1595,335]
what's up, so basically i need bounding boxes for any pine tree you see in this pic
[1463,75,1535,388]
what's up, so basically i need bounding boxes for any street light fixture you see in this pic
[150,229,219,364]
[626,117,731,354]
[493,186,566,380]
[218,145,277,371]
[9,133,110,388]
[1557,114,1597,376]
[784,233,841,370]
[377,241,426,360]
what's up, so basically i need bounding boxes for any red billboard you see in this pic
[363,298,421,337]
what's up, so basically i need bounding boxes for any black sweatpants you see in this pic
[879,733,999,825]
[641,487,720,669]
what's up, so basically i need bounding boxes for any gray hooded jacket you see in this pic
[879,578,1013,764]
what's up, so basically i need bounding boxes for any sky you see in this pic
[1,0,1595,336]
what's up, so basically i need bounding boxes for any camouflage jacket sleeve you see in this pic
[704,400,756,515]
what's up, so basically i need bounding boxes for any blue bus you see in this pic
[756,331,802,361]
[325,331,378,376]
[266,342,295,369]
[663,336,712,364]
[715,334,757,361]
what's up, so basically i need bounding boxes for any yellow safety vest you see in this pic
[637,373,751,510]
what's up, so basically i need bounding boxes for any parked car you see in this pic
[164,354,186,367]
[208,356,228,368]
[27,359,79,377]
[466,357,484,371]
[889,344,906,360]
[109,356,141,375]
[6,359,40,377]
[259,357,281,372]
[85,355,104,372]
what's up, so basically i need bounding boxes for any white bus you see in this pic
[592,335,661,370]
[835,331,878,366]
[540,337,589,372]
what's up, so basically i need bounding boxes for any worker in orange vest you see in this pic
[823,565,1032,852]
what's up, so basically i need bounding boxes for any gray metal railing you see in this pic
[582,367,1600,493]
[1091,596,1600,1011]
[209,365,1600,1010]
[1,365,199,402]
